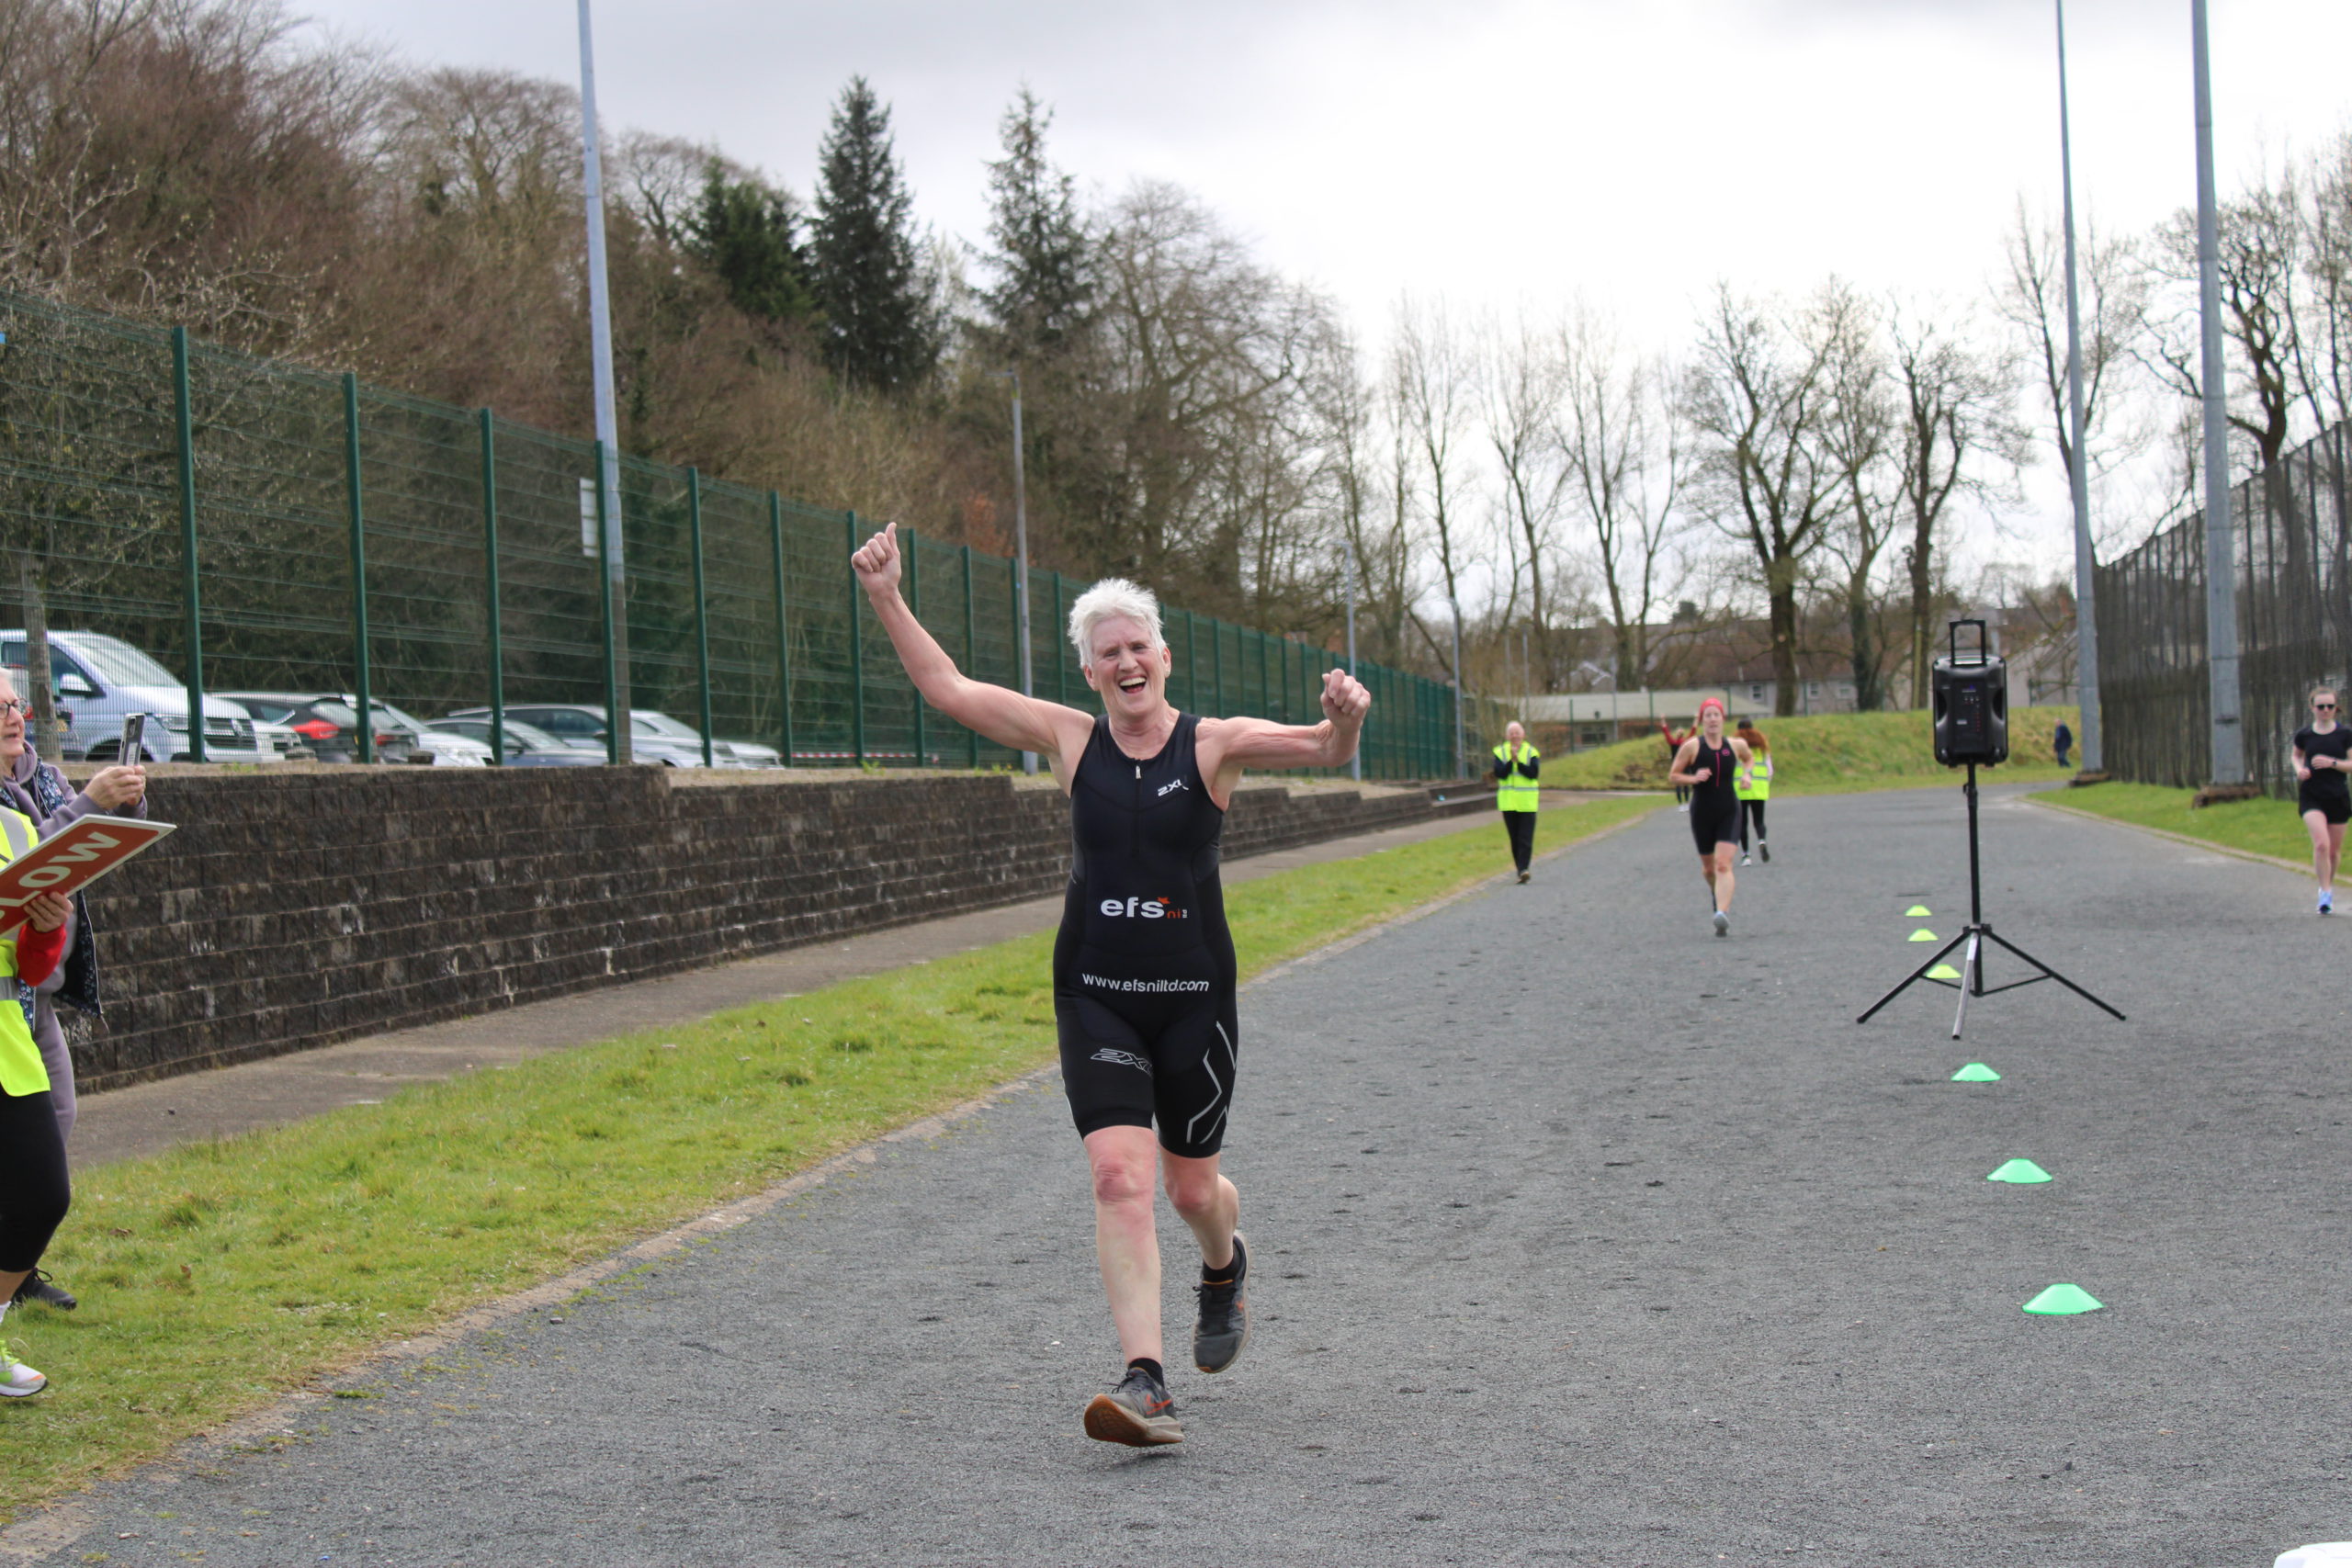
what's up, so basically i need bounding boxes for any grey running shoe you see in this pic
[1193,1233,1250,1374]
[1758,840,1770,863]
[1713,908,1731,937]
[1082,1365,1182,1447]
[1517,870,1531,884]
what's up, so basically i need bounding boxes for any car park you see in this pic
[215,694,493,765]
[2,631,281,761]
[628,709,779,766]
[424,716,604,767]
[446,704,724,767]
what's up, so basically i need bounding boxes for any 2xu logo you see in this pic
[1099,895,1188,920]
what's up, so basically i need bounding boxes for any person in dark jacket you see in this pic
[2053,719,2075,769]
[1491,721,1542,882]
[0,670,146,1313]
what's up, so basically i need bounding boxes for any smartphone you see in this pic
[119,712,149,764]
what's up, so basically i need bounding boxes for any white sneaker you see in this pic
[1678,803,1690,813]
[1739,853,1753,867]
[0,1310,46,1397]
[1712,909,1730,938]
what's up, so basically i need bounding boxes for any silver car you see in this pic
[1,630,280,761]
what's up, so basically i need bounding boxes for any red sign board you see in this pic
[0,814,175,930]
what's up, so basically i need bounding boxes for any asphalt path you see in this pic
[23,784,2352,1567]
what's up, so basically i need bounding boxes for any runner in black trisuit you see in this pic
[2294,686,2351,914]
[1668,697,1753,937]
[849,523,1370,1448]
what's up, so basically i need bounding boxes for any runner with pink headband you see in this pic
[1668,698,1755,936]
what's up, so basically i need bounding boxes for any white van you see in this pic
[0,630,285,762]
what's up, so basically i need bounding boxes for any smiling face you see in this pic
[1505,722,1524,746]
[1698,703,1725,741]
[1082,615,1172,722]
[0,668,22,768]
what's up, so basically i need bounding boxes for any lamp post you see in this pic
[991,368,1035,773]
[2192,0,2245,786]
[2055,0,2101,774]
[1342,545,1361,781]
[576,0,629,761]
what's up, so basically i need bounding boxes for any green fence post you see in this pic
[846,510,865,764]
[595,440,618,764]
[769,492,794,766]
[170,327,207,764]
[1213,620,1226,713]
[478,410,503,761]
[687,468,714,767]
[961,545,979,769]
[342,373,373,764]
[1184,610,1198,712]
[1052,571,1067,708]
[1008,555,1022,692]
[905,526,923,767]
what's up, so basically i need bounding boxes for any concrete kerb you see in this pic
[0,797,1656,1557]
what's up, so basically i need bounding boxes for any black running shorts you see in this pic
[1690,802,1743,854]
[1055,964,1238,1160]
[2301,786,2352,826]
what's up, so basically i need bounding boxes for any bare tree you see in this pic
[1888,301,2023,707]
[1682,284,1844,716]
[1556,304,1687,691]
[1480,311,1568,685]
[1812,284,1899,710]
[1391,295,1477,752]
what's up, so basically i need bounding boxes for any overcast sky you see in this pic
[298,0,2352,579]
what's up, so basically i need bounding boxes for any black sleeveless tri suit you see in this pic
[1053,712,1239,1158]
[1688,734,1743,853]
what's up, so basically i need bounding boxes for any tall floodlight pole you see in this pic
[2192,0,2245,785]
[2056,0,2101,774]
[577,0,630,761]
[992,369,1035,773]
[1450,597,1465,780]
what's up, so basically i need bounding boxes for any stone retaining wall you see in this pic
[70,769,1481,1092]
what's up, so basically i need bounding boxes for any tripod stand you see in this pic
[1858,763,2125,1039]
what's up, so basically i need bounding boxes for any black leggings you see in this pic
[1503,811,1536,873]
[0,1087,69,1274]
[1738,798,1767,850]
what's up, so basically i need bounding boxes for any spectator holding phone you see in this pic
[0,670,145,1314]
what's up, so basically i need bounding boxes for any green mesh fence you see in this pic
[0,287,1477,779]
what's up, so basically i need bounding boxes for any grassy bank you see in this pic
[2031,781,2312,864]
[1544,706,2080,795]
[0,796,1654,1516]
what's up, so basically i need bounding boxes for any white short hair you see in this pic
[1067,578,1165,667]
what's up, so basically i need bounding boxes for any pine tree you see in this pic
[688,162,817,329]
[809,77,937,393]
[979,87,1093,359]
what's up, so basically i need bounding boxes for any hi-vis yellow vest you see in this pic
[1736,751,1772,802]
[1492,742,1540,812]
[0,807,47,1097]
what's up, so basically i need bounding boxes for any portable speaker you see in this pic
[1931,619,2008,767]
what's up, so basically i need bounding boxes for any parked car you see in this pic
[445,704,723,767]
[215,694,493,766]
[628,709,780,767]
[1,631,281,762]
[424,716,604,768]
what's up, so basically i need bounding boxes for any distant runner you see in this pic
[2294,687,2350,915]
[1734,720,1772,866]
[850,523,1370,1448]
[1668,698,1753,936]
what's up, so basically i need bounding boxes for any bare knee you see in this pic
[1164,1169,1223,1220]
[1091,1152,1156,1211]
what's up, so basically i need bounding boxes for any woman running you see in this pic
[850,523,1369,1448]
[1734,720,1772,867]
[1668,698,1753,936]
[2294,687,2350,914]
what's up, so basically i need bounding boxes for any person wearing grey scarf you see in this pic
[0,668,146,1313]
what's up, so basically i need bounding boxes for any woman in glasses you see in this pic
[2294,687,2351,914]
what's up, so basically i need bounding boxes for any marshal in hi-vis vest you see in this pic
[0,807,50,1096]
[1492,742,1541,813]
[1736,750,1772,802]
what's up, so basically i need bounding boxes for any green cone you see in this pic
[1905,905,1932,917]
[1927,963,1962,981]
[1908,928,1939,942]
[1951,1062,2000,1081]
[2021,1283,2102,1315]
[1987,1158,2052,1183]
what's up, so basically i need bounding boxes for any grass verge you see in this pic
[0,796,1654,1517]
[1544,706,2082,795]
[2030,780,2313,864]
